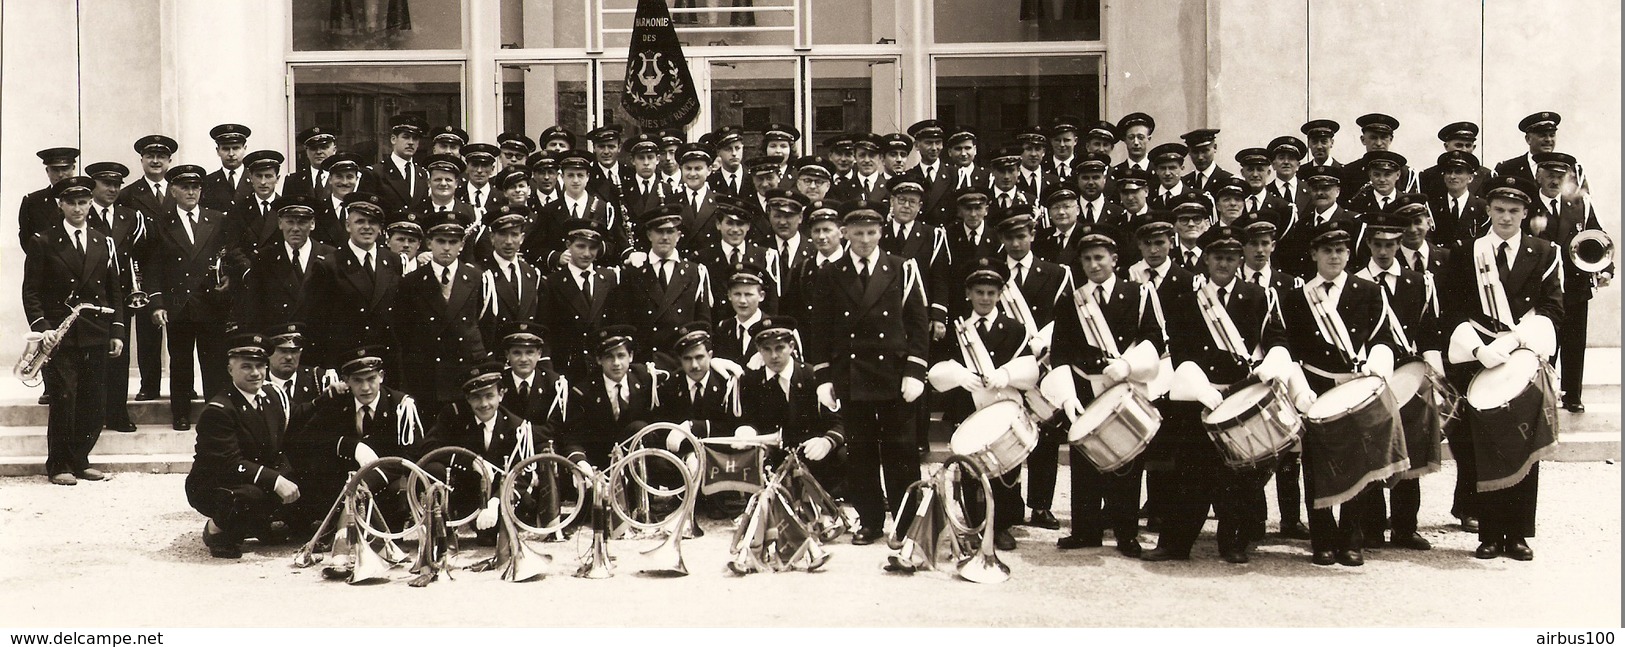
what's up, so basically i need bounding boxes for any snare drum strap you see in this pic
[1472,247,1518,331]
[1072,284,1121,357]
[1193,276,1255,363]
[1303,281,1363,368]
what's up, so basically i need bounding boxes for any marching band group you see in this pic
[18,107,1611,571]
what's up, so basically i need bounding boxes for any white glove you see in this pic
[1255,346,1293,383]
[957,372,985,392]
[1103,359,1130,383]
[1062,398,1085,423]
[710,357,744,380]
[801,437,833,461]
[415,251,434,266]
[1475,345,1509,369]
[665,429,685,453]
[476,497,500,531]
[1365,345,1395,379]
[901,377,925,403]
[625,251,648,269]
[1198,386,1224,411]
[273,476,301,504]
[1424,350,1445,376]
[816,383,840,411]
[731,424,758,450]
[575,460,595,476]
[352,442,379,467]
[983,368,1010,390]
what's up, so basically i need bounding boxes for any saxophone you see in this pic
[14,303,115,387]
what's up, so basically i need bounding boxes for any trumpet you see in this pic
[15,303,114,387]
[126,259,159,309]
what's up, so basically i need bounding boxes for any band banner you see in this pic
[622,0,701,130]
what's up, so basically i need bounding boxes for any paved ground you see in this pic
[1,462,1617,628]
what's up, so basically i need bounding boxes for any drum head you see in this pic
[1204,383,1272,425]
[1074,383,1132,435]
[1467,348,1542,410]
[1306,375,1384,420]
[950,400,1024,454]
[1388,361,1430,406]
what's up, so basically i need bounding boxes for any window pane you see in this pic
[811,0,894,45]
[500,0,588,50]
[598,61,642,136]
[292,0,463,51]
[934,56,1101,145]
[291,64,463,162]
[502,62,592,144]
[708,60,797,152]
[809,58,899,147]
[934,0,1100,43]
[602,0,795,49]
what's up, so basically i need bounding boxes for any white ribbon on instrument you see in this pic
[549,375,570,422]
[482,270,499,319]
[1193,275,1256,363]
[1303,280,1363,367]
[1473,246,1518,330]
[999,278,1041,350]
[952,317,1023,409]
[1072,284,1121,358]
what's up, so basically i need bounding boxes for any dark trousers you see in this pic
[103,311,136,426]
[1452,409,1539,541]
[1155,406,1266,554]
[43,346,107,475]
[1025,435,1061,511]
[1388,478,1422,536]
[1275,450,1304,525]
[963,466,1025,532]
[185,479,282,538]
[843,399,919,529]
[168,319,227,420]
[1302,437,1381,552]
[1558,295,1588,402]
[1068,447,1143,541]
[132,306,164,395]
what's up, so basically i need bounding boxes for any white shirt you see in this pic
[852,246,882,271]
[62,220,89,247]
[1080,195,1107,222]
[1088,275,1117,304]
[963,222,985,241]
[575,264,597,291]
[287,240,310,273]
[992,187,1022,207]
[917,161,940,183]
[1245,264,1275,286]
[733,309,763,341]
[1276,179,1297,198]
[1006,254,1032,282]
[1124,158,1148,172]
[1403,243,1431,270]
[1304,271,1349,308]
[431,260,457,285]
[686,184,709,205]
[391,153,415,179]
[815,248,844,267]
[776,233,802,261]
[1158,181,1187,200]
[1131,259,1169,286]
[268,373,293,398]
[965,308,1000,332]
[686,374,710,401]
[603,376,631,416]
[1361,260,1402,288]
[1475,230,1522,273]
[467,183,489,207]
[175,205,199,243]
[348,241,376,271]
[1208,275,1239,305]
[563,193,590,219]
[1312,205,1338,226]
[769,365,794,398]
[855,171,883,193]
[238,387,263,409]
[721,241,746,264]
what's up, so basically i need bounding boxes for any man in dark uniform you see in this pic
[986,145,1029,214]
[942,128,991,202]
[1419,122,1493,201]
[713,263,771,366]
[430,125,468,158]
[231,195,330,340]
[1047,115,1083,181]
[498,322,560,427]
[416,154,479,227]
[904,120,954,225]
[653,322,741,446]
[674,144,722,244]
[366,115,430,217]
[231,150,288,252]
[1180,129,1232,197]
[18,147,80,247]
[764,188,815,300]
[22,176,126,484]
[313,152,367,248]
[149,165,236,430]
[1441,176,1563,561]
[927,259,1042,551]
[780,202,845,327]
[937,187,1001,312]
[1277,222,1399,567]
[559,325,656,470]
[1235,148,1291,222]
[586,124,630,199]
[283,126,339,202]
[1341,113,1418,199]
[1427,150,1490,248]
[709,126,752,197]
[528,150,624,265]
[497,132,537,170]
[201,124,252,213]
[1494,112,1589,194]
[1148,224,1292,564]
[1146,143,1192,212]
[842,135,890,206]
[418,361,532,539]
[1013,126,1053,205]
[188,333,301,558]
[117,136,177,402]
[823,133,857,193]
[1112,112,1156,177]
[1116,168,1154,223]
[1277,165,1358,279]
[85,162,146,433]
[1236,217,1311,540]
[805,202,931,544]
[1034,187,1086,268]
[478,211,544,350]
[458,143,504,220]
[263,323,324,433]
[396,216,488,412]
[694,195,777,319]
[881,177,949,324]
[1048,229,1162,556]
[1301,119,1342,168]
[541,219,619,383]
[1170,194,1211,271]
[528,151,564,210]
[622,133,674,221]
[305,192,403,370]
[739,316,845,483]
[540,126,575,154]
[615,207,714,372]
[790,155,836,206]
[1072,152,1133,232]
[1347,150,1409,213]
[1526,152,1612,413]
[1267,135,1314,225]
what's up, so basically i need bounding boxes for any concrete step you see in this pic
[0,426,194,456]
[0,453,193,477]
[0,397,203,427]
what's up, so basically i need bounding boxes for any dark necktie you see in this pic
[1450,197,1459,220]
[1412,250,1425,273]
[999,194,1011,210]
[1496,241,1511,281]
[729,248,741,267]
[1217,286,1229,306]
[1247,196,1258,213]
[1145,269,1160,287]
[364,251,375,279]
[261,200,272,219]
[1183,250,1196,267]
[520,380,531,400]
[404,161,415,195]
[184,211,197,245]
[360,404,373,433]
[858,257,871,289]
[1377,272,1391,296]
[572,203,581,219]
[256,393,267,411]
[91,207,107,231]
[690,189,699,206]
[613,383,625,420]
[1095,285,1106,304]
[657,260,669,287]
[291,246,304,281]
[976,317,989,335]
[581,269,593,302]
[227,169,236,189]
[1322,281,1334,295]
[73,229,84,255]
[1014,262,1026,286]
[1378,196,1389,211]
[1251,270,1262,285]
[440,266,453,300]
[728,174,738,194]
[1084,202,1095,224]
[505,262,516,286]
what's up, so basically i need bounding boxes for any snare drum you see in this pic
[1302,375,1408,508]
[1388,358,1443,479]
[949,400,1038,477]
[1202,380,1302,469]
[1068,383,1162,472]
[1465,348,1558,491]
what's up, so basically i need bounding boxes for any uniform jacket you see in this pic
[288,386,419,478]
[22,223,126,347]
[231,240,332,333]
[365,157,430,217]
[189,386,292,493]
[806,250,931,401]
[613,256,712,363]
[1052,278,1165,375]
[478,253,544,349]
[739,361,844,448]
[305,242,403,366]
[1355,264,1441,354]
[1277,273,1396,379]
[653,368,740,439]
[396,261,489,403]
[558,365,655,464]
[1164,277,1287,385]
[542,264,621,381]
[148,206,233,322]
[1428,191,1489,248]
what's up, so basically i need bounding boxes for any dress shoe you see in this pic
[49,472,78,486]
[1278,521,1311,540]
[1116,537,1143,558]
[1220,546,1250,564]
[1565,401,1586,413]
[173,418,191,431]
[1458,516,1479,532]
[994,529,1017,551]
[107,420,138,433]
[133,391,158,402]
[1145,517,1163,533]
[37,394,50,405]
[1311,550,1337,566]
[1026,509,1060,530]
[851,527,882,545]
[1139,546,1190,562]
[1390,531,1432,550]
[203,523,243,559]
[1504,539,1534,561]
[73,468,107,481]
[1336,549,1364,567]
[1474,541,1502,559]
[1055,534,1103,550]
